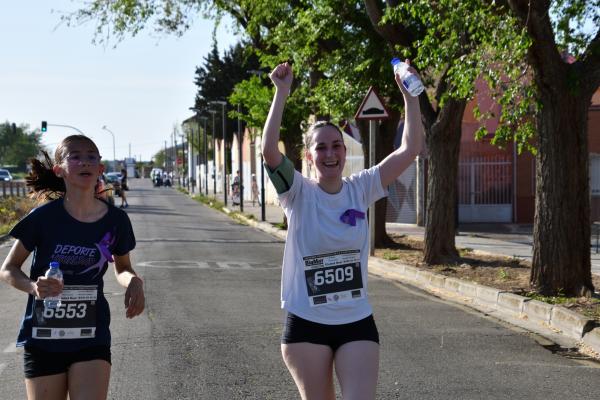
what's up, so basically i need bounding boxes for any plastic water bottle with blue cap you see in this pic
[43,261,63,309]
[391,58,424,97]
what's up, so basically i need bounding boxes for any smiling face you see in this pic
[53,136,103,192]
[305,125,346,183]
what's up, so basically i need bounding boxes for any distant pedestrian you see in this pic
[120,168,128,208]
[231,170,241,205]
[262,61,424,399]
[0,135,145,400]
[251,174,260,206]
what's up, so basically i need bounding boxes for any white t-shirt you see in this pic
[278,166,387,324]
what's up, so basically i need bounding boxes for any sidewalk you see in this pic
[204,191,600,358]
[386,223,600,277]
[209,189,600,276]
[210,190,287,226]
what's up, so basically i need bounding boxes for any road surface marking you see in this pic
[136,260,279,270]
[3,343,15,353]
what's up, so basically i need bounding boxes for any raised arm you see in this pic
[262,62,293,169]
[378,62,425,188]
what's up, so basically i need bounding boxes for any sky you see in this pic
[0,1,240,162]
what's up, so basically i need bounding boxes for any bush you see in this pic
[0,196,37,235]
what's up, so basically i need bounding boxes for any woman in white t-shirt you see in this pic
[263,62,424,399]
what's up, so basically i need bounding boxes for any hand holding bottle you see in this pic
[392,58,424,97]
[41,262,63,308]
[33,276,64,299]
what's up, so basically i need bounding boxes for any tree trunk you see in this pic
[423,99,466,264]
[531,92,594,296]
[505,0,598,297]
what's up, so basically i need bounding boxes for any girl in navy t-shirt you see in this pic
[0,135,145,400]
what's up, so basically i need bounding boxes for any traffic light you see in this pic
[41,121,47,132]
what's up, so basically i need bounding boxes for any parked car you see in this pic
[105,172,122,196]
[0,169,13,182]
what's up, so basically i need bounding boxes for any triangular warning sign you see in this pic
[354,87,389,120]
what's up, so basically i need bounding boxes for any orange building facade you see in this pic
[459,82,600,223]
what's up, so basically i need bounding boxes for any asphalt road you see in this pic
[1,179,599,399]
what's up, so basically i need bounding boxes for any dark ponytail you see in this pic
[26,150,65,200]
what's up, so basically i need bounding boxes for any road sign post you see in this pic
[355,87,390,255]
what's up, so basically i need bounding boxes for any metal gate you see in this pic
[458,156,513,222]
[386,161,417,223]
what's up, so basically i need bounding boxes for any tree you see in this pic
[152,149,167,170]
[365,0,532,263]
[0,122,43,170]
[504,0,600,296]
[192,40,261,143]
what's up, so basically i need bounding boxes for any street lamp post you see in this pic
[210,100,228,207]
[101,126,117,172]
[247,69,267,221]
[187,128,193,193]
[180,130,188,191]
[208,109,218,195]
[189,107,210,196]
[199,117,208,196]
[237,103,244,212]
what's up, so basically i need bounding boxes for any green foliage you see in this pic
[384,0,537,153]
[0,196,36,235]
[0,122,44,170]
[551,0,600,57]
[192,40,261,140]
[152,149,167,168]
[61,0,211,45]
[525,290,574,305]
[229,76,273,133]
[498,268,509,280]
[382,251,400,261]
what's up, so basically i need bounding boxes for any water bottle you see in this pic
[391,58,424,97]
[43,262,63,309]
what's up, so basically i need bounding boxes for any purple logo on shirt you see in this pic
[77,231,115,278]
[340,209,365,226]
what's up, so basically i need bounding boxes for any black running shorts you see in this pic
[24,345,111,379]
[281,312,379,352]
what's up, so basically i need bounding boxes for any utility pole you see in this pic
[247,69,267,220]
[171,130,175,174]
[202,117,208,196]
[237,103,244,212]
[210,100,228,206]
[180,130,187,190]
[101,126,117,172]
[208,109,218,195]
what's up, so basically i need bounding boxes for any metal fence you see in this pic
[458,155,513,222]
[1,181,28,197]
[458,156,512,205]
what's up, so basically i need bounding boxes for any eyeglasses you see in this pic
[64,154,102,165]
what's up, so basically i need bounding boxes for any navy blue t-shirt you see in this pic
[9,198,136,351]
